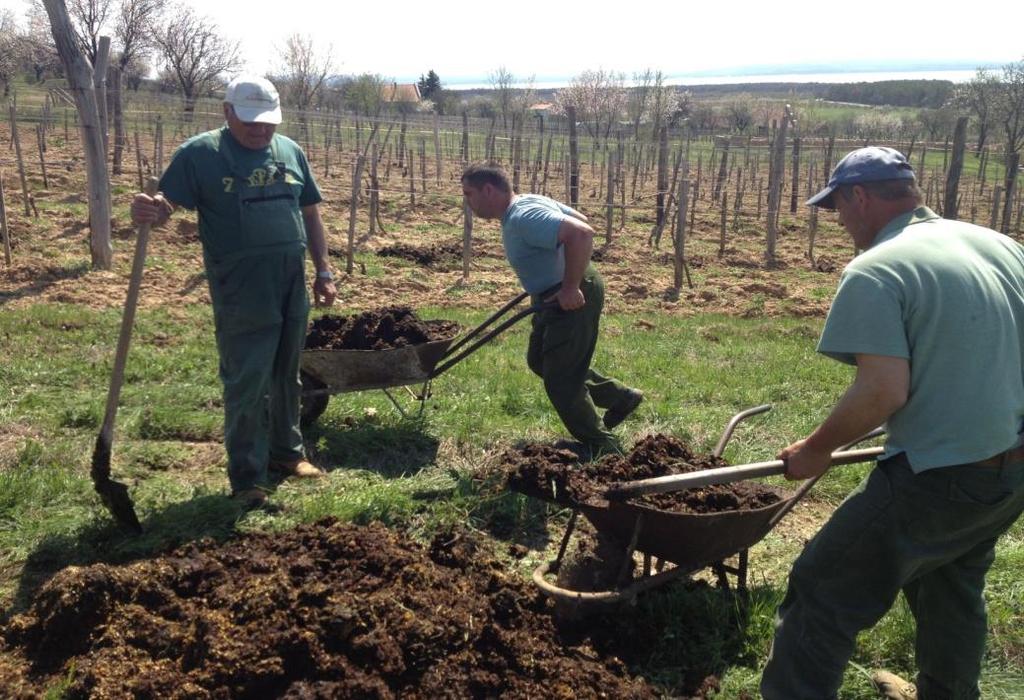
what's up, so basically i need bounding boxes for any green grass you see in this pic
[2,300,1022,696]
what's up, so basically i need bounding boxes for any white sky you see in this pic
[5,0,1022,85]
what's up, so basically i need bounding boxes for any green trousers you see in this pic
[207,248,310,493]
[761,451,1024,700]
[526,267,633,456]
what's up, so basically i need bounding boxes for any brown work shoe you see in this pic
[232,487,269,509]
[270,459,325,479]
[872,670,917,700]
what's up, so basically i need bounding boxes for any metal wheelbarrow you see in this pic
[300,292,555,425]
[531,405,883,606]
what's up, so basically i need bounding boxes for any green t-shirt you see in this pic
[500,194,577,294]
[159,127,322,263]
[819,206,1024,471]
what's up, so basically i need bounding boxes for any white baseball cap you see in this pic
[224,74,282,124]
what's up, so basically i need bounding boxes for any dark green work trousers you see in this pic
[207,248,309,492]
[761,451,1024,700]
[526,266,632,456]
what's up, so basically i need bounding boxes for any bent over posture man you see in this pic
[760,146,1024,700]
[131,75,336,507]
[461,163,643,458]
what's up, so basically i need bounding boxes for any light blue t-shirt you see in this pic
[819,206,1024,472]
[500,194,577,294]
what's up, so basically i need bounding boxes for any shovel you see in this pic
[89,176,159,533]
[604,445,884,500]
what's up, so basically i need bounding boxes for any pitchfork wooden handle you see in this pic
[604,446,885,500]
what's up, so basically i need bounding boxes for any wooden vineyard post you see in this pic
[9,103,30,216]
[1,170,11,266]
[531,114,544,193]
[36,125,49,188]
[433,114,442,185]
[418,138,427,193]
[408,149,416,207]
[462,197,472,282]
[605,149,615,245]
[93,36,111,162]
[689,174,697,231]
[369,144,379,236]
[134,132,143,191]
[944,117,968,220]
[541,137,552,196]
[674,177,691,291]
[765,105,792,265]
[111,66,124,175]
[1001,152,1020,234]
[990,186,1002,230]
[567,106,579,207]
[397,114,407,168]
[345,155,365,275]
[512,115,522,193]
[719,192,728,257]
[656,127,668,230]
[712,137,729,202]
[154,116,163,174]
[461,111,469,165]
[790,134,800,214]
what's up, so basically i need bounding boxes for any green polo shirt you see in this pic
[819,206,1024,471]
[159,127,322,262]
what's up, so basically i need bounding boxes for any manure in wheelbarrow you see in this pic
[0,520,654,698]
[503,434,782,513]
[306,306,459,351]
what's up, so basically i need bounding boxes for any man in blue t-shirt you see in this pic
[760,147,1024,700]
[461,163,642,457]
[131,75,336,508]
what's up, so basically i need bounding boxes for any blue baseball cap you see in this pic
[807,146,915,209]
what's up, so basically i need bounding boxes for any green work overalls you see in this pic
[207,134,310,493]
[527,265,630,457]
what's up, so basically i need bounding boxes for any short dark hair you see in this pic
[461,163,512,193]
[836,178,922,205]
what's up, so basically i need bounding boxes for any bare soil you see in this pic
[376,241,465,268]
[0,520,654,699]
[305,306,460,350]
[503,434,781,513]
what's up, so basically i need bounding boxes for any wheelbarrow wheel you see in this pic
[300,371,329,428]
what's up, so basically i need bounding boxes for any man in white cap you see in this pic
[131,74,335,507]
[759,146,1024,699]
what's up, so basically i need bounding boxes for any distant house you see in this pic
[385,83,421,104]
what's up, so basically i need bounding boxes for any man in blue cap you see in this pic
[131,75,335,508]
[760,147,1024,699]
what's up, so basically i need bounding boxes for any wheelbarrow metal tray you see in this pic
[301,336,456,393]
[578,487,793,569]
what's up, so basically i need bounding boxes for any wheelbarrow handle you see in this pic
[441,291,529,360]
[430,299,559,379]
[604,446,884,500]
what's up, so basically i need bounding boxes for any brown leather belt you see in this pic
[975,445,1024,467]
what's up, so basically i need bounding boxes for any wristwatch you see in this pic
[316,270,334,281]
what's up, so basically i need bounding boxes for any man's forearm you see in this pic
[562,234,592,289]
[303,206,330,272]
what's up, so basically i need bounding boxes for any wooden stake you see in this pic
[134,131,143,191]
[944,116,968,220]
[346,155,366,275]
[369,144,379,236]
[462,197,472,282]
[433,113,442,185]
[0,170,12,266]
[567,106,578,207]
[9,102,30,216]
[36,125,49,188]
[605,149,615,245]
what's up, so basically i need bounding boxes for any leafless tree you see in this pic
[993,57,1024,157]
[628,68,655,139]
[113,0,160,74]
[489,65,515,132]
[272,33,335,122]
[343,73,389,116]
[66,0,113,65]
[555,69,626,140]
[153,4,240,118]
[20,2,62,83]
[955,69,999,156]
[0,10,19,96]
[726,101,754,133]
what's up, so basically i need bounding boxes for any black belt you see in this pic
[976,445,1024,467]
